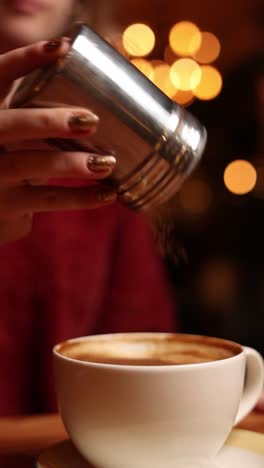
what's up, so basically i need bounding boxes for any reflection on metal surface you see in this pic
[11,23,207,211]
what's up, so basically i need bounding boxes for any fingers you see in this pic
[0,38,119,244]
[0,185,117,216]
[0,38,70,99]
[0,108,99,145]
[0,176,117,244]
[0,151,116,182]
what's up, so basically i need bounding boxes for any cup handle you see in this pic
[234,346,264,425]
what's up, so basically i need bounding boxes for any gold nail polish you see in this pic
[44,38,62,52]
[68,114,99,133]
[97,188,117,203]
[87,155,116,172]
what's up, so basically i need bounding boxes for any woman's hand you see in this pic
[0,38,117,243]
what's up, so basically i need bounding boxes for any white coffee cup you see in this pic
[54,333,264,468]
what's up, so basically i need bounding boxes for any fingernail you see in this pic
[87,155,116,173]
[97,188,117,203]
[68,113,99,133]
[44,38,62,52]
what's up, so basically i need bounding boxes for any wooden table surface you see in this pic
[0,410,263,467]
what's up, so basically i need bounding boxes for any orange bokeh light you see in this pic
[153,63,177,98]
[224,160,257,195]
[170,58,201,91]
[193,65,222,100]
[169,21,201,56]
[130,58,155,81]
[192,32,221,64]
[173,89,194,106]
[122,23,155,57]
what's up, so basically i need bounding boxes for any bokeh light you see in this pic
[179,178,212,215]
[192,32,221,64]
[173,89,194,106]
[153,63,177,98]
[170,58,202,91]
[197,258,240,308]
[224,160,257,195]
[169,21,202,56]
[193,65,222,100]
[130,58,154,81]
[122,23,155,57]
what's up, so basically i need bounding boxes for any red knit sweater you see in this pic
[0,203,177,415]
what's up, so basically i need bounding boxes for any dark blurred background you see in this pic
[89,0,264,354]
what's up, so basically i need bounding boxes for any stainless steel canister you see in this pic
[10,22,207,212]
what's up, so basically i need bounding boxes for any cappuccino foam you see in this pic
[58,334,240,366]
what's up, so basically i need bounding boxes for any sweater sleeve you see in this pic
[94,207,178,333]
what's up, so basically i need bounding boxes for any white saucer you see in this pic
[215,445,264,467]
[37,429,264,468]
